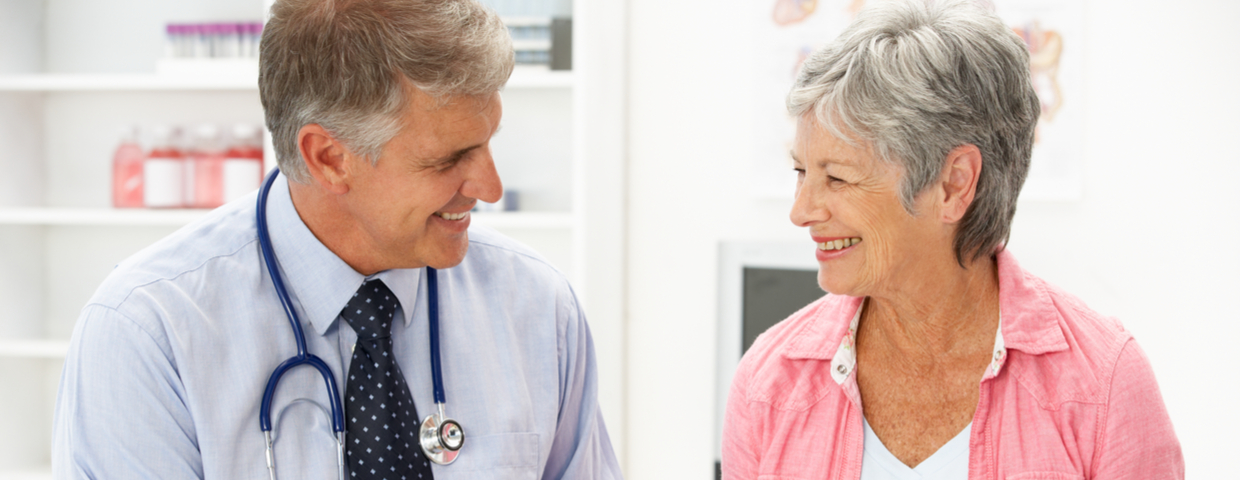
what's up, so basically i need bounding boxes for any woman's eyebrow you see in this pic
[790,151,856,167]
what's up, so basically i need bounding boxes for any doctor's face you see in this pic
[342,89,503,270]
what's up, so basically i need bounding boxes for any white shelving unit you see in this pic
[0,469,53,480]
[0,68,573,92]
[0,0,615,475]
[0,73,258,91]
[0,207,574,228]
[0,207,211,226]
[0,340,69,359]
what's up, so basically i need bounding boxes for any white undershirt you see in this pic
[860,419,971,480]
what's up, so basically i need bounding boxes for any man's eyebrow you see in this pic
[441,144,482,164]
[418,143,482,168]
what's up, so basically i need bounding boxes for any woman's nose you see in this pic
[789,180,830,227]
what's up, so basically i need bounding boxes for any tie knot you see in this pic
[340,279,400,339]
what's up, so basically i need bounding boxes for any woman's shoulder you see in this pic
[733,293,859,408]
[999,251,1139,405]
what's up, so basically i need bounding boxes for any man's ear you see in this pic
[297,124,352,195]
[939,144,983,224]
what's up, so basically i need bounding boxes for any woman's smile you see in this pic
[813,236,862,261]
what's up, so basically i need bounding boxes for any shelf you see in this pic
[0,73,257,92]
[507,67,574,89]
[0,69,573,92]
[0,208,210,226]
[0,469,51,480]
[0,340,69,359]
[0,207,572,229]
[0,469,50,480]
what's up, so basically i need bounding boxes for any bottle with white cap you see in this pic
[143,125,185,208]
[189,123,227,208]
[112,125,145,208]
[223,124,265,203]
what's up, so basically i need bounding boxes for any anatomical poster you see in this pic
[748,0,1084,201]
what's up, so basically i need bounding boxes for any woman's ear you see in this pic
[297,124,352,195]
[939,144,983,224]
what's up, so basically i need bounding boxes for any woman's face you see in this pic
[789,117,954,298]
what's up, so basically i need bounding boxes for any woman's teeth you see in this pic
[818,238,861,251]
[436,212,468,221]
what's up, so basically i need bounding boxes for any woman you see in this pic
[722,0,1183,478]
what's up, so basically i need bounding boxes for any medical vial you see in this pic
[216,23,241,58]
[143,125,185,208]
[244,22,264,58]
[112,126,145,208]
[223,124,264,203]
[189,124,227,208]
[164,24,181,59]
[189,24,210,58]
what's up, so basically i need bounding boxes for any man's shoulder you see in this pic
[90,197,261,311]
[463,224,567,282]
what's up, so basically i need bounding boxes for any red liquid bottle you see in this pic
[189,124,226,208]
[143,125,185,208]
[111,126,145,208]
[223,124,264,203]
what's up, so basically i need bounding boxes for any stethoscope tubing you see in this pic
[257,168,346,435]
[427,265,446,404]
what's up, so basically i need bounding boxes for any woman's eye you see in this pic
[827,175,845,184]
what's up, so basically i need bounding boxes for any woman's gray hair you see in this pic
[260,0,514,183]
[788,0,1040,266]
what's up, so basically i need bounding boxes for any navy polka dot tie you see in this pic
[341,280,434,480]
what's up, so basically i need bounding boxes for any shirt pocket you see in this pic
[453,432,540,478]
[1006,473,1084,480]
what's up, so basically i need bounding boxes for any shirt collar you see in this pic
[992,247,1068,355]
[781,247,1068,367]
[783,295,864,361]
[266,173,422,336]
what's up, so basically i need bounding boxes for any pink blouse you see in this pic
[722,249,1183,479]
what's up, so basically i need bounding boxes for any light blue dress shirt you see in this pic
[52,174,621,479]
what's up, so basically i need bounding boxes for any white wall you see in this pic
[622,0,1240,478]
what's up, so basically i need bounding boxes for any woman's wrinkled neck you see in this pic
[859,253,1001,360]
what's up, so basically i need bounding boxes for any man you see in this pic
[51,0,622,478]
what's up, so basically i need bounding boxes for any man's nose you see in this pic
[463,148,503,204]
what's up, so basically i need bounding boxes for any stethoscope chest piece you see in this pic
[420,405,464,465]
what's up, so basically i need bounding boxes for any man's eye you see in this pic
[827,175,845,184]
[436,156,464,171]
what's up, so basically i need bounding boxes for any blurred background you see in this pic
[0,0,1235,478]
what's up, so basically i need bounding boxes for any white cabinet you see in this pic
[0,0,622,476]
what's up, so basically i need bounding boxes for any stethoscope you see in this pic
[255,169,465,480]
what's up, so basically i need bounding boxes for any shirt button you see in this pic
[836,364,848,375]
[994,350,1004,360]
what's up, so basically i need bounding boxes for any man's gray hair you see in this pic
[787,0,1040,266]
[260,0,514,183]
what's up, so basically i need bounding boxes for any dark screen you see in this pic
[741,267,823,354]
